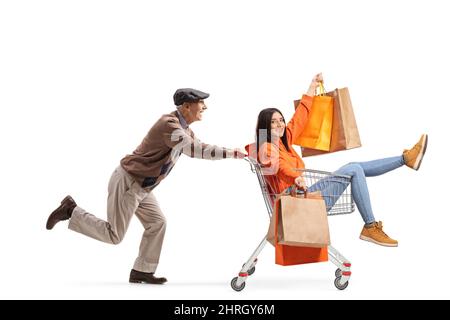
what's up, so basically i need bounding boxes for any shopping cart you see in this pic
[230,157,355,291]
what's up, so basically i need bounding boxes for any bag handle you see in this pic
[289,184,308,198]
[316,81,326,96]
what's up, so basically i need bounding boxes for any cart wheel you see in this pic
[335,268,342,278]
[231,277,246,292]
[334,276,349,290]
[242,264,256,276]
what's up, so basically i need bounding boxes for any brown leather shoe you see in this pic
[46,195,77,230]
[129,269,167,284]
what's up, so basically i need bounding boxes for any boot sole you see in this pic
[413,134,428,170]
[129,279,166,284]
[359,235,398,247]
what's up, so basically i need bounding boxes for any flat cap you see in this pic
[173,88,209,106]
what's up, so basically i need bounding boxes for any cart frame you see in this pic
[231,158,355,291]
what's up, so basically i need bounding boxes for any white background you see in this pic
[0,0,448,300]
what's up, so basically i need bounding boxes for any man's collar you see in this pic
[176,109,189,129]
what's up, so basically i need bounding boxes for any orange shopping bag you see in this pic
[293,82,334,151]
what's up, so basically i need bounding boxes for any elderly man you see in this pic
[46,88,246,284]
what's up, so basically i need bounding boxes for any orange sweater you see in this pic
[258,95,313,193]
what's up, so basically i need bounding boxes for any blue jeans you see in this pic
[307,156,405,224]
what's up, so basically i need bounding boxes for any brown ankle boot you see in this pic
[359,221,398,247]
[129,269,167,284]
[403,134,428,170]
[46,195,77,230]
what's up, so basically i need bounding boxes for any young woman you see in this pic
[256,73,428,247]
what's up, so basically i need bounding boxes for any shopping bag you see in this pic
[271,197,328,266]
[278,192,330,248]
[267,190,323,246]
[293,82,334,151]
[299,87,362,157]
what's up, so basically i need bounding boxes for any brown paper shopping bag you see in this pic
[267,191,321,246]
[267,191,329,248]
[295,87,362,157]
[278,192,330,248]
